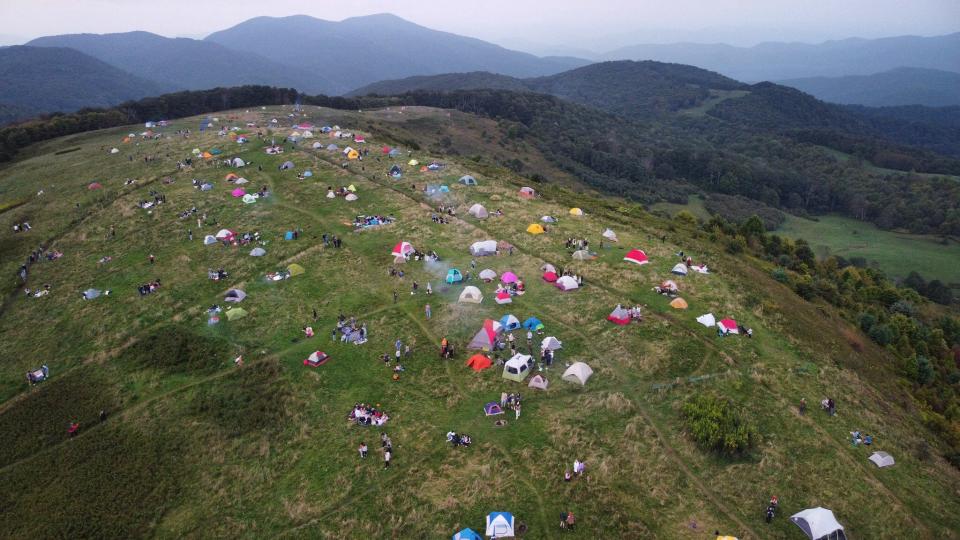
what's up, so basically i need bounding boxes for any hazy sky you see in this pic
[1,0,957,53]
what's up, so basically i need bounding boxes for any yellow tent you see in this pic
[347,184,357,192]
[225,307,248,321]
[526,223,545,235]
[347,149,359,160]
[569,207,583,216]
[287,263,305,276]
[669,297,688,309]
[408,159,419,166]
[716,536,739,540]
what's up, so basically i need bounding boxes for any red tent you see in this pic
[542,271,558,283]
[607,306,631,325]
[382,146,392,154]
[87,182,102,190]
[495,290,512,304]
[624,249,649,265]
[718,318,739,334]
[303,351,330,367]
[466,354,492,372]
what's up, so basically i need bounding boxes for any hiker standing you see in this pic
[425,304,431,320]
[359,442,368,458]
[148,254,155,264]
[393,290,398,304]
[383,449,391,468]
[515,402,521,420]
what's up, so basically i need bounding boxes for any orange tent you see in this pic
[466,354,492,372]
[202,151,213,159]
[225,173,239,181]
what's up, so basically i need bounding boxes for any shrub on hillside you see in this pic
[682,394,759,455]
[124,326,227,373]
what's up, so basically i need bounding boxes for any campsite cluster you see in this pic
[3,104,938,539]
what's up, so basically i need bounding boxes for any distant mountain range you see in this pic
[778,67,960,107]
[0,45,170,123]
[601,33,960,83]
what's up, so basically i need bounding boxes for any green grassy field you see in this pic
[0,106,958,539]
[779,214,960,285]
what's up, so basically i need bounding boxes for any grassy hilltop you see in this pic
[0,105,958,539]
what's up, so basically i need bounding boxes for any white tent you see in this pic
[234,177,249,184]
[602,228,618,242]
[555,275,579,291]
[224,289,246,302]
[215,229,233,239]
[868,451,895,468]
[345,193,359,201]
[203,235,217,245]
[83,288,102,300]
[571,250,593,261]
[249,247,266,257]
[468,204,489,219]
[790,507,846,540]
[562,362,593,385]
[540,215,557,223]
[672,263,689,275]
[326,191,336,199]
[312,141,324,149]
[470,240,498,256]
[458,286,483,304]
[696,313,716,327]
[485,512,515,538]
[479,269,497,281]
[302,130,314,138]
[528,374,549,390]
[110,148,119,154]
[503,354,533,382]
[242,193,257,204]
[541,263,556,274]
[231,157,246,167]
[541,336,562,351]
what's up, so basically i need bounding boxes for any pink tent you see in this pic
[231,188,245,198]
[501,271,518,284]
[87,182,103,190]
[718,318,739,334]
[542,271,558,283]
[495,290,512,304]
[624,249,649,265]
[392,241,414,257]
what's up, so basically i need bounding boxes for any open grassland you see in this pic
[0,106,958,539]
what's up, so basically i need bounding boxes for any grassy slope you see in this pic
[0,107,958,539]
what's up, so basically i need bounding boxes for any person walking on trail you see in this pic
[425,282,432,295]
[395,338,402,353]
[514,402,521,420]
[359,442,368,458]
[383,449,391,468]
[425,303,431,320]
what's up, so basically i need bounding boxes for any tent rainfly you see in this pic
[607,306,631,325]
[478,269,497,281]
[467,319,502,350]
[562,362,593,385]
[466,354,492,372]
[485,512,515,538]
[672,263,689,275]
[602,228,618,242]
[624,249,649,265]
[555,275,579,291]
[468,204,489,219]
[868,451,895,468]
[669,297,688,309]
[696,313,716,327]
[790,507,846,540]
[495,290,512,304]
[528,374,548,390]
[459,286,483,304]
[718,318,739,333]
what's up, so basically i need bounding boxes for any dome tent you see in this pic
[224,289,246,302]
[528,374,549,390]
[458,285,483,304]
[485,512,515,538]
[249,247,266,257]
[467,319,502,350]
[562,362,593,385]
[790,507,846,540]
[466,354,492,372]
[602,228,618,242]
[478,269,497,281]
[459,175,477,185]
[868,451,895,468]
[607,306,631,325]
[468,204,489,219]
[672,263,689,275]
[555,275,579,291]
[526,223,545,235]
[500,314,521,331]
[495,290,512,304]
[624,249,649,265]
[569,207,583,216]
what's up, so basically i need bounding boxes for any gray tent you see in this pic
[459,175,477,185]
[326,144,339,151]
[83,288,101,300]
[280,161,295,170]
[868,451,895,468]
[203,235,217,245]
[200,183,213,191]
[249,247,266,257]
[224,289,247,303]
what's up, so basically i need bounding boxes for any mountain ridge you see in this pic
[777,67,960,107]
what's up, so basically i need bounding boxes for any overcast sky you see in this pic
[1,0,957,53]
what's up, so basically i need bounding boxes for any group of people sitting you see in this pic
[353,215,394,230]
[446,431,473,447]
[565,238,590,250]
[11,221,31,233]
[335,315,368,345]
[850,430,874,446]
[178,206,199,220]
[327,186,353,197]
[23,283,52,298]
[137,191,166,209]
[653,284,678,297]
[495,280,526,296]
[430,213,452,224]
[137,280,161,296]
[348,403,389,426]
[617,304,644,321]
[409,249,439,262]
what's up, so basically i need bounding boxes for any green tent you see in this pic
[226,307,248,321]
[287,263,305,276]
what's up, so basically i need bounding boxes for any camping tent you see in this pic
[345,193,359,201]
[242,193,257,204]
[495,290,512,304]
[110,148,119,154]
[518,187,535,198]
[459,175,477,185]
[696,313,716,327]
[466,354,492,372]
[607,306,631,325]
[669,298,688,309]
[500,314,521,331]
[347,149,359,160]
[661,280,679,292]
[215,229,235,240]
[312,141,324,149]
[868,451,895,468]
[204,235,217,245]
[523,317,544,331]
[569,207,583,216]
[528,374,549,390]
[468,204,489,219]
[452,527,482,540]
[200,183,213,191]
[542,271,558,282]
[571,250,594,261]
[446,269,463,284]
[408,159,419,166]
[602,228,618,242]
[225,173,239,181]
[540,215,557,223]
[83,289,101,300]
[459,286,483,304]
[280,161,294,170]
[327,144,338,151]
[541,263,556,274]
[392,241,414,258]
[555,276,579,291]
[326,191,336,199]
[249,247,266,257]
[468,319,502,350]
[479,269,497,281]
[231,157,245,167]
[303,171,313,177]
[287,263,305,276]
[303,351,329,367]
[672,263,689,275]
[563,362,593,385]
[486,512,515,538]
[790,508,846,540]
[484,402,504,416]
[503,354,533,382]
[718,318,739,334]
[88,182,103,190]
[225,307,248,321]
[224,289,246,303]
[541,336,562,351]
[624,249,649,265]
[231,188,246,198]
[470,240,498,256]
[235,177,249,184]
[501,271,518,284]
[526,224,545,235]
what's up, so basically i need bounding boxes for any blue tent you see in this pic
[303,171,313,177]
[522,317,544,331]
[210,148,222,155]
[284,231,294,240]
[388,148,401,157]
[500,314,521,331]
[440,185,450,192]
[452,527,482,540]
[446,268,463,284]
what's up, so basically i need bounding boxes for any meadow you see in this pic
[0,106,957,539]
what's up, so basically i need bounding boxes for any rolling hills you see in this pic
[778,67,960,107]
[0,104,957,538]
